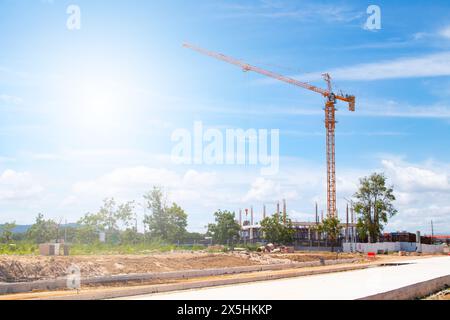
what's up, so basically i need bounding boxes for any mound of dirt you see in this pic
[0,251,363,283]
[0,252,260,283]
[0,257,105,282]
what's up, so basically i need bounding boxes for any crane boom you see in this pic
[183,43,355,110]
[183,43,356,218]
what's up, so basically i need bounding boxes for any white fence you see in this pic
[343,242,445,254]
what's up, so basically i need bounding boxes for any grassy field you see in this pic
[0,242,208,256]
[69,243,207,255]
[0,243,37,255]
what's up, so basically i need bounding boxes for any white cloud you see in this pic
[69,167,223,208]
[375,159,450,233]
[72,167,181,197]
[243,177,298,202]
[2,157,449,233]
[439,26,450,39]
[359,100,450,119]
[218,1,363,23]
[0,170,43,201]
[0,94,23,106]
[382,159,450,193]
[183,170,217,188]
[243,177,280,202]
[295,52,450,81]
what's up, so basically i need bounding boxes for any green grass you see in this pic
[0,241,208,256]
[0,243,38,255]
[69,242,206,255]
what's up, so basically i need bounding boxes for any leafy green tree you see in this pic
[183,232,205,243]
[318,216,342,250]
[353,173,397,243]
[143,187,166,239]
[26,213,58,244]
[0,222,16,244]
[165,203,188,242]
[76,212,104,243]
[143,187,188,243]
[120,228,144,244]
[207,210,241,245]
[98,198,135,234]
[260,213,295,245]
[76,198,136,244]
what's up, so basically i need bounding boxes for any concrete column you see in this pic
[416,231,422,253]
[239,209,242,227]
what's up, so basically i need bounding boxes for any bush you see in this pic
[0,243,38,255]
[68,241,206,255]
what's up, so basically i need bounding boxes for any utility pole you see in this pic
[351,205,356,245]
[315,202,319,224]
[239,209,242,227]
[431,220,434,245]
[346,204,349,242]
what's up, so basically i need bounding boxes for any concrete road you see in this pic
[117,256,450,300]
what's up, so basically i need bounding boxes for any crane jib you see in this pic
[183,43,355,111]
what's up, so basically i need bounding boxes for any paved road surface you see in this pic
[117,256,450,300]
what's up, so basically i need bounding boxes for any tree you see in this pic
[120,228,144,244]
[26,213,58,244]
[76,212,104,244]
[260,213,295,245]
[76,198,136,244]
[183,232,206,243]
[353,173,397,243]
[165,203,188,243]
[98,198,135,234]
[0,222,16,244]
[318,216,342,250]
[207,210,241,245]
[143,187,188,243]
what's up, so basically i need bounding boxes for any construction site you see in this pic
[0,43,448,301]
[0,1,449,304]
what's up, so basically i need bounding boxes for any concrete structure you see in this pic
[238,201,356,245]
[343,242,445,254]
[39,243,70,256]
[120,257,450,300]
[240,221,356,245]
[0,259,359,295]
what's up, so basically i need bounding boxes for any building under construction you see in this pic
[237,200,357,247]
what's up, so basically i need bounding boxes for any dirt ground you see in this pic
[0,251,364,283]
[424,288,450,300]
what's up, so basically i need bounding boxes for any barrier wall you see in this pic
[421,244,446,254]
[343,242,445,253]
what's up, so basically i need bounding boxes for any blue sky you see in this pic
[0,0,449,234]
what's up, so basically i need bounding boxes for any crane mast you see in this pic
[183,43,356,218]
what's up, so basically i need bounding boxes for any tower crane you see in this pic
[183,43,356,218]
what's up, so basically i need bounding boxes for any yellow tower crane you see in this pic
[183,43,356,218]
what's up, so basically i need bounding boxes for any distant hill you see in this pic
[11,225,32,234]
[0,224,78,234]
